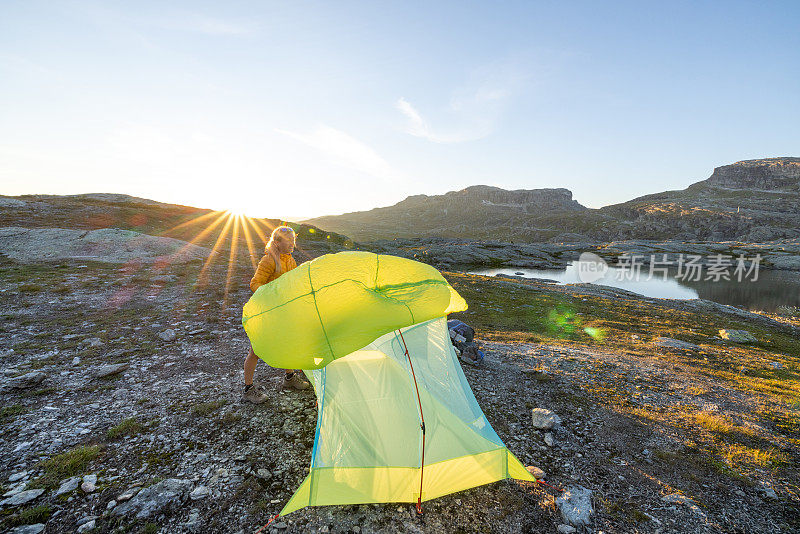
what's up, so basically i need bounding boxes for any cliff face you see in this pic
[398,186,586,212]
[702,158,800,191]
[601,157,800,242]
[307,158,800,243]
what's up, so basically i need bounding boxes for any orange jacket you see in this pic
[250,251,297,292]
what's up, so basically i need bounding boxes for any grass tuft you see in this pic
[18,283,43,292]
[33,445,100,489]
[2,504,52,528]
[107,417,145,440]
[1,404,26,422]
[693,412,735,434]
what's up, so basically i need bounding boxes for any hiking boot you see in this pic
[243,384,268,404]
[283,373,311,390]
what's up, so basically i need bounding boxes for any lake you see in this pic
[470,261,800,312]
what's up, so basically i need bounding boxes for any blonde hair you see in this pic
[267,225,296,250]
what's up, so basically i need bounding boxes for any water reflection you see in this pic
[470,261,800,312]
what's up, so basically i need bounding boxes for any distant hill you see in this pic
[600,157,800,242]
[307,186,596,242]
[0,193,352,263]
[305,158,800,242]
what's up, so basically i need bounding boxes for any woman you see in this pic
[243,225,310,404]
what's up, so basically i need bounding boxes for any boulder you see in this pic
[0,488,45,507]
[82,337,103,348]
[158,329,177,342]
[94,363,129,378]
[526,466,545,479]
[8,471,28,483]
[0,197,26,208]
[3,481,28,496]
[116,488,140,502]
[9,525,45,534]
[0,227,211,265]
[653,337,700,351]
[9,371,46,389]
[189,485,209,500]
[531,408,561,430]
[111,478,192,519]
[81,474,98,493]
[55,476,81,496]
[556,486,593,529]
[719,329,757,343]
[77,520,96,533]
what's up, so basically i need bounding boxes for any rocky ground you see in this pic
[1,244,799,533]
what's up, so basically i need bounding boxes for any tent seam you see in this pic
[309,367,326,507]
[307,262,335,360]
[242,277,449,325]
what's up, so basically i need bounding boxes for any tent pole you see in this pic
[397,328,426,514]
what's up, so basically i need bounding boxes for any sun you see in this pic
[224,207,250,217]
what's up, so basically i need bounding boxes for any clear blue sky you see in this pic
[2,1,798,219]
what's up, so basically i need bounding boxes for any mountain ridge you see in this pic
[306,157,800,242]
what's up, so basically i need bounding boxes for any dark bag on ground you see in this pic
[447,319,483,364]
[447,319,474,343]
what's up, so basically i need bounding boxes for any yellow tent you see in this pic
[242,251,535,516]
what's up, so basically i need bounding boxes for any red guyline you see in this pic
[537,480,564,493]
[397,328,425,515]
[253,514,279,534]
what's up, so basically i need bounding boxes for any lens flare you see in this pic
[583,326,606,341]
[542,304,606,341]
[546,306,578,337]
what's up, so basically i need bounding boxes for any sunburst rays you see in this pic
[157,209,278,311]
[107,208,325,320]
[239,215,259,272]
[198,212,236,287]
[103,208,325,324]
[224,214,242,302]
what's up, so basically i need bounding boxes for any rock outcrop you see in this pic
[398,185,585,212]
[702,158,800,191]
[0,227,211,264]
